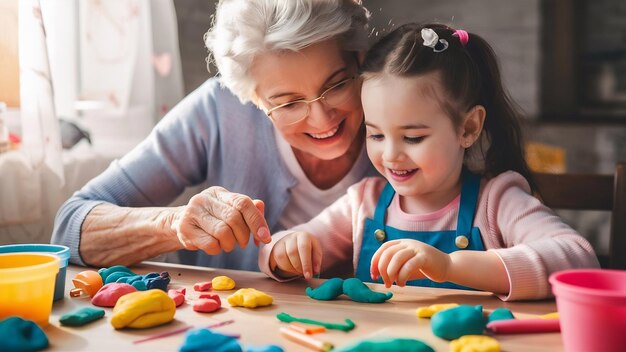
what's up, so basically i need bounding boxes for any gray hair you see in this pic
[204,0,370,103]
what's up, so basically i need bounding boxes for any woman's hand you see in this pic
[269,232,322,279]
[370,239,451,288]
[172,186,272,255]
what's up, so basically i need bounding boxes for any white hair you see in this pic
[204,0,370,103]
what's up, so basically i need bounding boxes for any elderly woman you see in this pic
[52,0,376,272]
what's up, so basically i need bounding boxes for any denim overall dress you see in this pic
[355,171,485,289]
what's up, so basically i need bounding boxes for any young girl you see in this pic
[258,23,599,300]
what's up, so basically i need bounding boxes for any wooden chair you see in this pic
[533,162,626,269]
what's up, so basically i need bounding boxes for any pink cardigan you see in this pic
[258,171,599,301]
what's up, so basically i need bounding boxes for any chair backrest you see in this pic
[533,162,626,269]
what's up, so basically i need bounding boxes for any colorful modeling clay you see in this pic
[193,281,212,292]
[110,289,176,329]
[168,288,186,307]
[193,298,221,313]
[199,293,222,305]
[212,276,236,290]
[179,328,242,352]
[288,322,326,334]
[488,307,515,322]
[59,307,105,327]
[276,312,356,332]
[71,270,103,297]
[415,303,459,318]
[450,335,500,352]
[540,312,559,319]
[91,283,138,307]
[115,272,171,291]
[279,326,333,352]
[98,265,135,282]
[227,288,273,308]
[0,317,48,352]
[486,318,560,334]
[335,338,434,352]
[431,305,485,340]
[306,278,344,301]
[342,278,392,303]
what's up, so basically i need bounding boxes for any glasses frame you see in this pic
[265,76,358,126]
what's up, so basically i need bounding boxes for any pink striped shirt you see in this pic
[259,171,599,301]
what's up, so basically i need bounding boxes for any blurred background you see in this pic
[1,0,624,257]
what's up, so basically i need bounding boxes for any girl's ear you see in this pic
[461,105,486,148]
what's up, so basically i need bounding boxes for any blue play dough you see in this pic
[59,307,105,326]
[431,305,485,340]
[342,278,393,303]
[245,345,284,352]
[0,316,49,352]
[488,307,515,322]
[179,328,243,352]
[306,278,344,300]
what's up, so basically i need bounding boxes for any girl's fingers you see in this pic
[285,236,303,275]
[397,256,428,286]
[370,240,397,280]
[311,237,323,275]
[386,248,416,286]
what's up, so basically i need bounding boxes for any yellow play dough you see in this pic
[227,288,273,308]
[212,276,236,290]
[450,335,500,352]
[110,289,176,329]
[415,303,459,318]
[540,312,559,319]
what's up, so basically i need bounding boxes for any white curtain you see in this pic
[0,0,183,241]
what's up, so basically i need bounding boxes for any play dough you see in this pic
[227,288,273,308]
[306,278,344,300]
[98,265,135,282]
[431,305,485,340]
[450,335,500,352]
[91,283,137,307]
[168,288,186,307]
[416,303,459,318]
[193,298,221,313]
[488,308,515,322]
[276,312,356,332]
[335,338,434,352]
[179,328,242,352]
[342,278,392,303]
[0,316,48,352]
[110,289,176,329]
[193,281,212,291]
[212,276,236,290]
[71,270,103,297]
[59,307,105,327]
[199,293,221,305]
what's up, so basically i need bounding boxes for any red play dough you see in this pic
[192,298,220,313]
[198,293,221,305]
[91,283,137,307]
[168,288,186,307]
[193,281,212,292]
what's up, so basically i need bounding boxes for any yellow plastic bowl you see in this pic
[0,253,60,327]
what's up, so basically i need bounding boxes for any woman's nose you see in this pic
[306,100,334,126]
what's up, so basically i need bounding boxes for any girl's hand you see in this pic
[269,232,322,279]
[172,186,271,255]
[370,239,451,288]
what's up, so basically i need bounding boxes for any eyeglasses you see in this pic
[265,76,359,126]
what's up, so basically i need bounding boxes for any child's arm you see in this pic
[370,240,509,294]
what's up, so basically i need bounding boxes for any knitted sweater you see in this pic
[259,172,599,301]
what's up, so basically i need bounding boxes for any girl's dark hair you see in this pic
[361,23,536,191]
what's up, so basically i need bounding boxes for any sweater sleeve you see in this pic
[479,171,600,301]
[258,177,383,280]
[51,79,222,265]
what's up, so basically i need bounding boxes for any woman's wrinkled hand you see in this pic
[171,186,271,255]
[269,232,322,279]
[370,239,451,287]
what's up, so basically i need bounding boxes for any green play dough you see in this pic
[431,305,485,340]
[488,307,515,322]
[0,316,49,352]
[306,278,344,300]
[342,278,392,303]
[60,307,105,326]
[335,338,434,352]
[276,312,355,331]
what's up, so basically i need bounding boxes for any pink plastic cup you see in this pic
[550,269,626,352]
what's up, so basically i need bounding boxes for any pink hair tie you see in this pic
[453,29,469,46]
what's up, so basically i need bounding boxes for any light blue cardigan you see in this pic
[52,77,376,271]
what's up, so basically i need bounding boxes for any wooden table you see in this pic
[45,262,563,351]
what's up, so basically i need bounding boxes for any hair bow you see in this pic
[421,28,448,53]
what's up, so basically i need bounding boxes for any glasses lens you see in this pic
[323,78,356,107]
[271,101,308,125]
